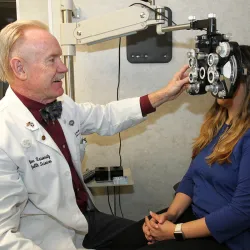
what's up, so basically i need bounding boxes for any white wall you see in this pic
[17,0,250,220]
[16,0,48,23]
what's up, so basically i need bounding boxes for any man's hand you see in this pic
[148,65,190,108]
[164,64,190,101]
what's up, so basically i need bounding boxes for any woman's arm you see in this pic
[156,193,192,223]
[144,193,192,242]
[145,216,211,241]
[144,162,194,242]
[182,218,211,239]
[148,161,195,225]
[149,136,250,243]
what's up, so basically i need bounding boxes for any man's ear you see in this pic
[9,57,27,81]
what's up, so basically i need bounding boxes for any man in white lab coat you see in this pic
[0,20,189,250]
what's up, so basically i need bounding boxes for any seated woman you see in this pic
[97,45,250,250]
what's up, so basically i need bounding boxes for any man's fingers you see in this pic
[174,64,189,79]
[179,64,190,76]
[178,76,190,86]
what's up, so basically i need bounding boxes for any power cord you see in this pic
[130,3,207,31]
[114,2,181,218]
[129,3,177,25]
[107,186,114,215]
[111,1,208,218]
[114,186,116,216]
[117,37,122,168]
[106,37,123,217]
[116,37,124,218]
[118,186,124,217]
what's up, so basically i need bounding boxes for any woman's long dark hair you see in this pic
[192,45,250,165]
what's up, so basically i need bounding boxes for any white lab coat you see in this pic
[0,88,145,250]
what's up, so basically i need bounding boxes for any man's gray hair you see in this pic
[0,20,48,84]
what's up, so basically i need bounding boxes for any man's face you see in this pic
[20,29,68,103]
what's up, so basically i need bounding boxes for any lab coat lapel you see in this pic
[34,126,62,156]
[58,100,82,179]
[5,88,63,156]
[58,113,78,163]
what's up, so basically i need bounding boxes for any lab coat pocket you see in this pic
[80,138,87,162]
[20,215,78,250]
[20,215,45,245]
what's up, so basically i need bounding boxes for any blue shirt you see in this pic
[177,124,250,250]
